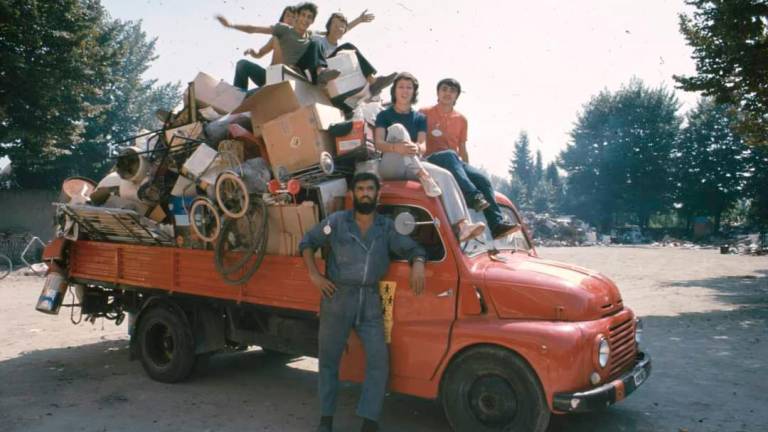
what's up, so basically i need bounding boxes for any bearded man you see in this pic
[299,172,426,432]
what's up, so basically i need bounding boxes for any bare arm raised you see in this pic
[216,15,272,35]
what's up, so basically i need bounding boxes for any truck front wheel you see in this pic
[440,346,550,432]
[137,307,196,383]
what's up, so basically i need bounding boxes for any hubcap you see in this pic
[467,375,518,426]
[146,322,174,367]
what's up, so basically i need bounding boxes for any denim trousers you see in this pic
[427,150,504,228]
[233,59,266,90]
[318,284,388,421]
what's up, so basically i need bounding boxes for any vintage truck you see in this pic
[39,180,650,432]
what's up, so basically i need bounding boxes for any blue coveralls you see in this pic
[299,210,425,421]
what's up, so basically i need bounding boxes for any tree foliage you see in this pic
[0,0,180,189]
[675,0,768,146]
[559,79,681,230]
[509,131,535,203]
[673,98,750,232]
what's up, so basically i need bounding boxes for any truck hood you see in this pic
[482,255,623,321]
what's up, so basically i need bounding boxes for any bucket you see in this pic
[35,271,68,315]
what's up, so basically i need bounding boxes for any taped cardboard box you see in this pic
[187,72,245,114]
[266,202,318,256]
[261,105,337,175]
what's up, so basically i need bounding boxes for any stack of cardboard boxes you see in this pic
[65,55,374,259]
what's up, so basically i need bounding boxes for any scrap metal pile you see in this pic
[53,52,381,284]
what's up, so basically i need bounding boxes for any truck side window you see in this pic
[378,205,446,262]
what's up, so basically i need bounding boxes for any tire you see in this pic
[440,346,550,432]
[137,306,196,383]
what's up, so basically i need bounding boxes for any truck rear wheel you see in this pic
[137,307,196,383]
[440,346,550,432]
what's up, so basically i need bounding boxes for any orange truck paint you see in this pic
[47,180,649,417]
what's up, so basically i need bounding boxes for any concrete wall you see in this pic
[0,190,58,241]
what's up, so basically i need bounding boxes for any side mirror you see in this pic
[394,212,440,236]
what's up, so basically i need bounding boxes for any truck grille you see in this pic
[608,317,636,377]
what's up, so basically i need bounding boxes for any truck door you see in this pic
[340,204,458,383]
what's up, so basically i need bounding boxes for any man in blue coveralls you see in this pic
[299,172,426,432]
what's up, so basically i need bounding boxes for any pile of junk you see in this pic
[51,52,384,287]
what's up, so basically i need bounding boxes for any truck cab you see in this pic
[43,180,650,432]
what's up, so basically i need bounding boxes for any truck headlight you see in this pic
[635,317,643,346]
[598,337,610,368]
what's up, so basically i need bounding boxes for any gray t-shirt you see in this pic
[311,34,337,57]
[272,23,313,65]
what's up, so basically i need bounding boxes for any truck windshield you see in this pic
[462,205,532,256]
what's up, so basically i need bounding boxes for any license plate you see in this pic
[633,369,647,387]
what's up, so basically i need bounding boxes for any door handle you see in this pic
[436,289,453,298]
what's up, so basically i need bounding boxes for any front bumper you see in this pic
[552,351,652,413]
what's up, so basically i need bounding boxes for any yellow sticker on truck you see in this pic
[379,281,396,343]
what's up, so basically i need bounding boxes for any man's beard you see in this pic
[353,196,377,214]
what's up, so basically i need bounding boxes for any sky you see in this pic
[101,0,700,178]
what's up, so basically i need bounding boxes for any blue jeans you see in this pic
[318,284,388,421]
[233,59,266,91]
[427,150,504,228]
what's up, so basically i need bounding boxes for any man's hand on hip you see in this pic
[310,273,336,298]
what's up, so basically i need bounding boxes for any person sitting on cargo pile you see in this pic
[299,172,427,432]
[244,5,296,67]
[421,78,519,239]
[216,2,341,87]
[313,12,397,96]
[375,72,486,242]
[228,5,296,91]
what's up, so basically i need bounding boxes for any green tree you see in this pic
[509,131,535,204]
[675,0,768,147]
[673,98,750,233]
[71,20,180,181]
[744,146,768,230]
[0,0,180,188]
[0,0,116,188]
[559,79,681,230]
[534,149,543,183]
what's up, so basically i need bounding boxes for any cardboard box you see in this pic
[233,81,301,128]
[266,64,310,85]
[261,105,336,175]
[187,72,245,114]
[325,51,368,98]
[326,72,367,98]
[165,122,204,147]
[335,120,369,156]
[266,202,318,256]
[266,66,334,108]
[326,50,359,75]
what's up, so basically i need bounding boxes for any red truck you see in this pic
[39,181,650,432]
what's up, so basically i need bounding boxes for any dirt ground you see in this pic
[1,246,766,432]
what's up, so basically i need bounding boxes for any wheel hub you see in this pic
[468,375,518,426]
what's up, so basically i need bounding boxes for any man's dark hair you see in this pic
[390,72,419,105]
[295,2,318,20]
[350,172,381,192]
[325,12,348,33]
[278,6,296,23]
[437,78,462,100]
